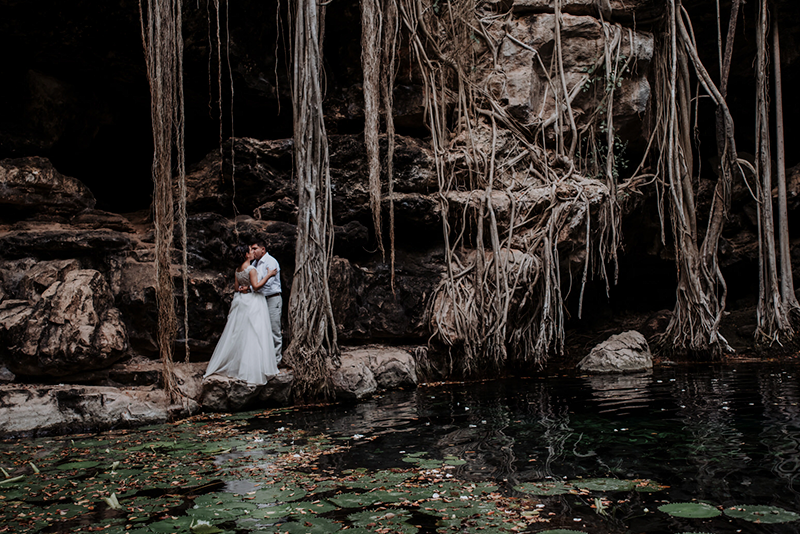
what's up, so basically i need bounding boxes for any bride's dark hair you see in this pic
[234,244,250,263]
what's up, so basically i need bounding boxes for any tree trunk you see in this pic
[772,14,800,315]
[755,0,792,344]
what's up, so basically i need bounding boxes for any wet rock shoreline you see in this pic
[0,344,421,439]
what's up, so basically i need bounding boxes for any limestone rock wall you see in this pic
[1,0,796,390]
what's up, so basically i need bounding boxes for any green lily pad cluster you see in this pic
[514,477,665,496]
[2,406,799,534]
[658,502,800,525]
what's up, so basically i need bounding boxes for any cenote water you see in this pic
[3,363,800,534]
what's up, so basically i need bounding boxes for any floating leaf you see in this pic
[102,492,122,510]
[724,505,800,524]
[514,481,573,496]
[190,518,224,534]
[345,470,416,489]
[658,502,721,518]
[571,478,636,492]
[287,500,337,514]
[633,479,668,492]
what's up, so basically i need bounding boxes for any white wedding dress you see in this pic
[203,265,279,384]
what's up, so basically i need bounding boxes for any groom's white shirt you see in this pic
[253,252,281,297]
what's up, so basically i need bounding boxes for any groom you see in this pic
[250,240,283,364]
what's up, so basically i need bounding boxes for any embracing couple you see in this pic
[203,240,283,384]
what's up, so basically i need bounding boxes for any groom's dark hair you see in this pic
[250,238,267,250]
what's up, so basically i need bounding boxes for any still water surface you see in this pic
[248,363,800,532]
[3,363,800,533]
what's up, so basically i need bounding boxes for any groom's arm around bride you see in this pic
[250,240,284,364]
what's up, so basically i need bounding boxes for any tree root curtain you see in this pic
[286,0,340,398]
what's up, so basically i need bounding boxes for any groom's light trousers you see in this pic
[266,294,283,363]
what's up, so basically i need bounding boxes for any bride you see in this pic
[203,245,279,384]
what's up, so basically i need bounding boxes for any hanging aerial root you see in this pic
[286,0,339,400]
[140,0,187,401]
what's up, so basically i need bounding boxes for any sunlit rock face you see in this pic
[0,157,96,220]
[511,0,664,21]
[0,268,128,376]
[489,13,654,141]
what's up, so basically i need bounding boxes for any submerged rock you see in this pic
[577,330,653,373]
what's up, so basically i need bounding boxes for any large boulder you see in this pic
[0,269,128,376]
[0,157,96,220]
[200,371,293,411]
[330,355,378,400]
[577,330,653,373]
[361,345,418,389]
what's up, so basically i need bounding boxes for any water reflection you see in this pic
[759,370,800,498]
[249,363,800,530]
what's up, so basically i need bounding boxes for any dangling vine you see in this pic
[395,0,638,373]
[286,0,340,399]
[139,0,187,399]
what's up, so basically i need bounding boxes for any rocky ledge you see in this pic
[0,345,420,439]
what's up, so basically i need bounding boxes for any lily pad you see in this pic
[514,481,573,496]
[571,478,636,492]
[193,492,244,507]
[56,460,101,470]
[249,503,293,519]
[348,508,417,533]
[186,506,243,521]
[307,479,341,494]
[345,470,416,489]
[260,516,342,533]
[250,485,307,503]
[287,500,337,514]
[723,505,800,524]
[149,516,198,532]
[329,491,403,508]
[658,502,721,518]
